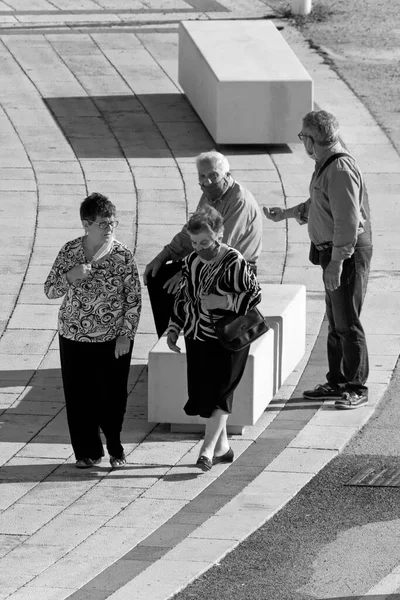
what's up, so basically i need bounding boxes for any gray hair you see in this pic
[195,151,230,174]
[302,110,340,146]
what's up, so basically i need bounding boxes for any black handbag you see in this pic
[210,306,269,352]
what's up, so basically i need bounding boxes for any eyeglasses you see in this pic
[88,220,119,230]
[298,132,314,143]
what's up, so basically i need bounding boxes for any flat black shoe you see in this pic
[196,455,212,471]
[213,448,234,465]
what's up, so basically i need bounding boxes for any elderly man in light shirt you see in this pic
[144,150,263,338]
[265,110,373,411]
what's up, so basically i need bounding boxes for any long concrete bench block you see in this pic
[259,284,306,392]
[178,20,313,144]
[147,284,306,434]
[148,328,275,433]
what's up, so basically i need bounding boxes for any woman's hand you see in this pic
[200,293,228,311]
[167,332,181,353]
[115,335,130,359]
[66,263,92,284]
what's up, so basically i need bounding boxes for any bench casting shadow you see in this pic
[44,94,293,160]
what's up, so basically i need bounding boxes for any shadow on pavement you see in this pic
[0,364,147,444]
[43,94,294,160]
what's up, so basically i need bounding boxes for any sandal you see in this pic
[110,453,126,468]
[76,457,102,469]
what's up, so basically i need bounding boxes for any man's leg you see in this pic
[325,245,372,407]
[325,291,347,388]
[146,261,183,337]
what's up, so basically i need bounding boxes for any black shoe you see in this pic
[303,383,343,400]
[213,448,234,465]
[335,391,368,410]
[196,455,212,471]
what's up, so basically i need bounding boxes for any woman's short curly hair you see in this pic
[187,205,224,237]
[302,110,340,146]
[80,192,116,222]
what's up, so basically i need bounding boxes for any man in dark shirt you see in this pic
[264,110,373,410]
[144,150,262,338]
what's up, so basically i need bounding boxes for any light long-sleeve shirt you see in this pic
[44,237,141,342]
[293,144,368,261]
[160,180,263,264]
[168,246,261,342]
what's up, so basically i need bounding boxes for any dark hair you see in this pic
[302,110,340,146]
[187,206,224,236]
[80,192,116,222]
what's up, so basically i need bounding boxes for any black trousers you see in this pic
[147,260,258,338]
[59,335,133,460]
[319,233,373,394]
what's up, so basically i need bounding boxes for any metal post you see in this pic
[291,0,312,15]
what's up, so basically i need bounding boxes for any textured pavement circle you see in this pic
[0,1,399,600]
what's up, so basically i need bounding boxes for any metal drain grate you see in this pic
[346,466,400,487]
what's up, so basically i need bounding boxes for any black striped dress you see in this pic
[168,245,261,418]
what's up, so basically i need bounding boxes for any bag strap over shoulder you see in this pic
[316,152,352,180]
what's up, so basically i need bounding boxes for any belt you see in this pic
[315,242,333,251]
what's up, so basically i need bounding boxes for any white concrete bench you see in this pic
[178,20,313,145]
[147,284,306,435]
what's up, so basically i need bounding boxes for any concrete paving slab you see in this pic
[64,486,144,516]
[0,480,38,511]
[2,588,73,600]
[0,503,65,536]
[7,304,59,329]
[0,329,54,355]
[105,558,210,600]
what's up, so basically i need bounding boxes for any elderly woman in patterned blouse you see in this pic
[44,193,141,469]
[167,206,261,472]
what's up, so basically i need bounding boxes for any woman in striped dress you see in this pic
[167,206,261,471]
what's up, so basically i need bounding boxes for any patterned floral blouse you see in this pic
[44,237,141,343]
[167,245,261,342]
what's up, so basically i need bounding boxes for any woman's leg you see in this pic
[214,427,230,457]
[199,408,229,461]
[97,339,133,460]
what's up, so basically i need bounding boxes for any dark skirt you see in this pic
[184,337,249,418]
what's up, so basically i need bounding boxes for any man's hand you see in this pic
[67,263,92,284]
[167,332,181,353]
[200,293,228,311]
[324,260,343,291]
[263,206,286,222]
[115,335,130,359]
[163,271,182,294]
[143,256,164,285]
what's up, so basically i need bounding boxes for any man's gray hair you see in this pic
[195,151,230,174]
[302,110,340,146]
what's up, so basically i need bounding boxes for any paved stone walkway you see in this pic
[0,1,399,599]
